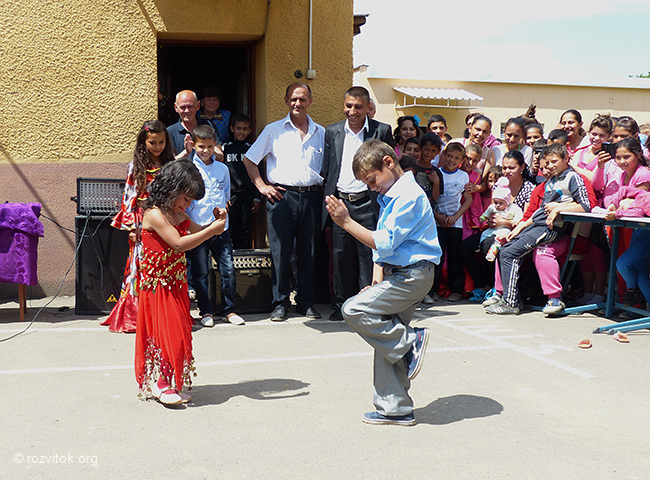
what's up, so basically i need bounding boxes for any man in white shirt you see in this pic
[244,83,325,321]
[322,86,394,321]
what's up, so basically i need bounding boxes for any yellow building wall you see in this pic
[0,0,353,297]
[355,68,650,139]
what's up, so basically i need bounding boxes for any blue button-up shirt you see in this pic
[372,171,442,267]
[186,153,230,230]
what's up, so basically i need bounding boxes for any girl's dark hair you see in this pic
[404,136,421,147]
[505,117,526,132]
[525,123,544,135]
[133,120,174,197]
[561,109,582,124]
[145,160,205,215]
[465,143,482,157]
[393,116,422,144]
[472,115,493,129]
[615,116,640,136]
[420,132,443,149]
[487,165,503,179]
[589,114,614,134]
[561,109,586,137]
[503,150,525,166]
[617,137,648,167]
[521,104,538,126]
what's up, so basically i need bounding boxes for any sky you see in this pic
[353,0,650,86]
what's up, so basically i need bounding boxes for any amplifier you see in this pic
[210,249,273,314]
[75,215,129,315]
[75,178,125,215]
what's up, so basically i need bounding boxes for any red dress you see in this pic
[134,220,195,397]
[102,164,161,333]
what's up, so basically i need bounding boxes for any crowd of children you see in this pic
[107,89,650,411]
[392,109,650,319]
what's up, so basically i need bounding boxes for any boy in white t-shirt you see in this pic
[432,142,473,302]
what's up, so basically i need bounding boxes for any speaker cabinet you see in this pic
[75,216,129,315]
[211,249,273,314]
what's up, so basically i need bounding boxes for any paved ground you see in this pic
[1,295,649,480]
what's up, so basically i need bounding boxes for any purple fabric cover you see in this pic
[0,203,43,285]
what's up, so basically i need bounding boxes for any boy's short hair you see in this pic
[427,114,447,128]
[543,143,568,160]
[353,139,396,178]
[229,113,252,128]
[442,133,452,143]
[192,124,217,142]
[548,129,569,144]
[399,155,419,172]
[444,141,466,157]
[420,132,444,149]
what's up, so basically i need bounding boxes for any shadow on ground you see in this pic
[189,378,310,407]
[415,394,503,425]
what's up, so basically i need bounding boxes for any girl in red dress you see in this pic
[103,120,174,333]
[135,160,227,406]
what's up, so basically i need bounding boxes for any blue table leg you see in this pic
[605,227,619,319]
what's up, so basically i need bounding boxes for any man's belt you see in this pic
[336,190,370,202]
[276,184,321,192]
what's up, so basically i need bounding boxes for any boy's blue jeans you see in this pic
[617,229,650,304]
[188,231,236,317]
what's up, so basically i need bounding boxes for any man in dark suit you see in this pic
[322,86,394,321]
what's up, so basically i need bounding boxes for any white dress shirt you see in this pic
[336,118,369,194]
[245,114,325,187]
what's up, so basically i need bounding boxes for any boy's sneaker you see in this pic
[362,411,415,426]
[623,288,644,306]
[447,293,462,302]
[542,298,565,315]
[200,314,215,327]
[226,313,246,325]
[421,295,435,305]
[482,289,502,307]
[404,327,429,380]
[485,301,520,315]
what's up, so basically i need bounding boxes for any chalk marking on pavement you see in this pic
[433,318,595,379]
[0,327,108,332]
[0,345,505,376]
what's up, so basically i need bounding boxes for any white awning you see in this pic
[393,87,483,109]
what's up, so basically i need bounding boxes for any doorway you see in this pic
[157,42,254,131]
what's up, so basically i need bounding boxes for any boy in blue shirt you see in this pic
[325,139,442,426]
[187,125,245,326]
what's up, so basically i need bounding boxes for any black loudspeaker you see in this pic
[211,249,273,314]
[75,216,130,315]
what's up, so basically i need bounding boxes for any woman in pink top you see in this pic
[559,109,590,157]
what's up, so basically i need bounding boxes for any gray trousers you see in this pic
[342,261,435,416]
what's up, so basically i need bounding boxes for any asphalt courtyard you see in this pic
[1,296,649,480]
